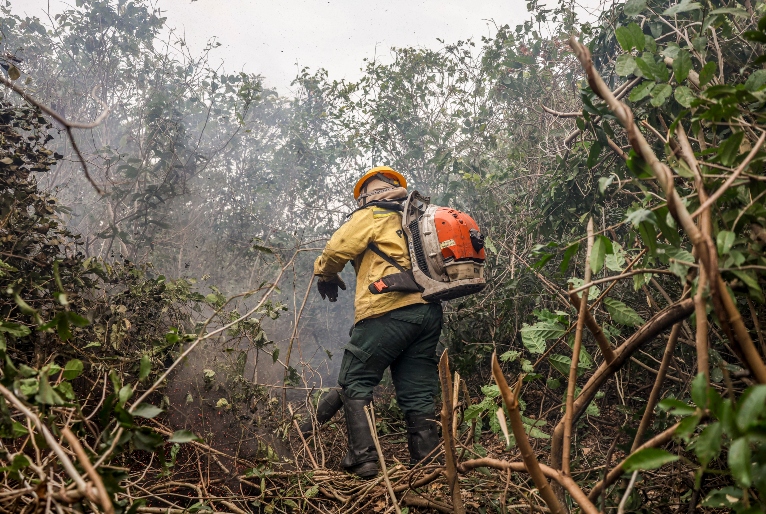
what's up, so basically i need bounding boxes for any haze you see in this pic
[20,0,541,93]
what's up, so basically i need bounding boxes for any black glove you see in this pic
[317,275,347,302]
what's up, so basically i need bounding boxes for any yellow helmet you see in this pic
[353,166,407,200]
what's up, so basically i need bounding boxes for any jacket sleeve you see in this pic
[313,209,374,277]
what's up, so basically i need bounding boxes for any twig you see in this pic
[563,218,594,476]
[438,350,465,514]
[288,403,318,469]
[691,130,766,218]
[364,406,401,514]
[491,353,566,514]
[617,471,639,514]
[568,269,675,294]
[632,323,681,453]
[0,384,90,496]
[588,421,683,502]
[283,275,314,405]
[0,75,109,194]
[61,427,114,514]
[551,299,695,472]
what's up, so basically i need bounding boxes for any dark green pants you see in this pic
[338,303,443,416]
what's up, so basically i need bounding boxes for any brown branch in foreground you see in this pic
[563,218,595,477]
[61,427,114,514]
[0,75,109,194]
[567,37,766,383]
[459,455,599,514]
[550,298,695,471]
[438,350,466,514]
[491,353,566,514]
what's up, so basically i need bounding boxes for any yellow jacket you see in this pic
[314,205,427,323]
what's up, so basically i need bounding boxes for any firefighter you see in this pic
[313,166,442,478]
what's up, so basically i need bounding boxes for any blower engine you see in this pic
[402,191,487,301]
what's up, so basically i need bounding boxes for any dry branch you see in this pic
[551,298,695,470]
[490,353,566,514]
[563,218,595,476]
[438,350,466,514]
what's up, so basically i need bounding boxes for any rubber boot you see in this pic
[406,412,442,466]
[299,389,343,436]
[340,394,379,478]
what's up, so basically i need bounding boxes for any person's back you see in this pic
[313,166,443,478]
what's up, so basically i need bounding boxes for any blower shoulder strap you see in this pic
[366,242,407,273]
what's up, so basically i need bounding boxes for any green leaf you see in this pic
[702,487,743,508]
[169,429,202,443]
[7,65,20,81]
[673,50,692,83]
[132,404,164,419]
[674,86,695,107]
[623,448,679,472]
[735,385,766,431]
[520,321,565,354]
[626,208,656,227]
[709,7,748,16]
[35,373,64,405]
[695,422,722,466]
[603,298,644,327]
[628,23,645,51]
[675,413,702,442]
[664,0,701,15]
[118,384,133,407]
[629,81,654,102]
[623,0,647,16]
[691,373,708,409]
[745,69,766,92]
[718,132,744,167]
[615,23,644,51]
[635,57,656,80]
[548,354,572,376]
[560,243,580,273]
[587,141,603,168]
[662,43,681,59]
[62,359,83,380]
[728,437,752,487]
[139,355,151,381]
[590,236,606,274]
[615,54,637,76]
[650,84,672,107]
[699,61,717,87]
[730,270,763,302]
[66,312,89,327]
[664,246,695,279]
[717,230,736,255]
[0,322,31,338]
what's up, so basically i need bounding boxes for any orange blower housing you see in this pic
[434,208,487,262]
[401,191,487,301]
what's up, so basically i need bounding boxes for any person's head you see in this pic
[353,166,407,205]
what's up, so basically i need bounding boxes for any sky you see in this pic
[20,0,543,94]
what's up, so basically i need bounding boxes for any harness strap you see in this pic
[367,242,407,273]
